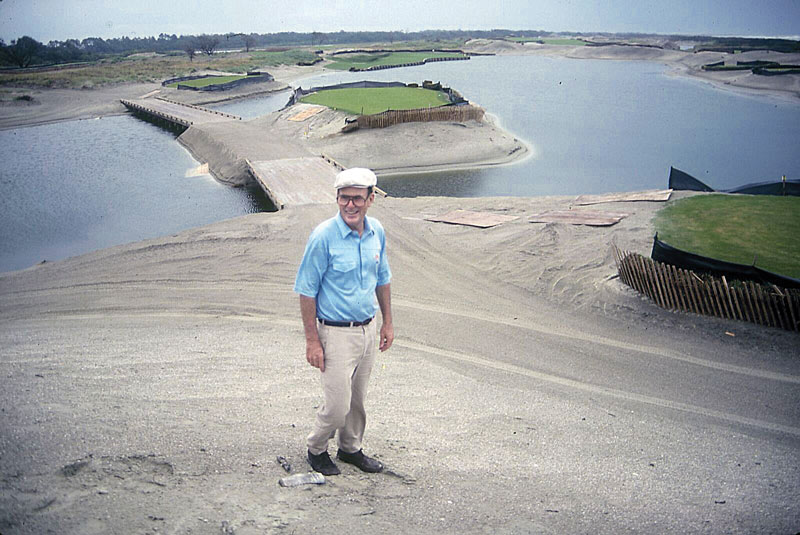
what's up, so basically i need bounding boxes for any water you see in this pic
[207,90,290,119]
[0,116,271,272]
[281,55,800,196]
[2,55,799,272]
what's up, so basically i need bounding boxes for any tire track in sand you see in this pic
[13,310,799,436]
[396,338,800,437]
[394,298,800,385]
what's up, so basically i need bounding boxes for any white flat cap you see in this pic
[334,167,377,190]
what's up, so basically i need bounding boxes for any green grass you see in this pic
[233,49,318,68]
[313,39,466,53]
[381,39,468,50]
[167,74,252,88]
[299,86,450,115]
[653,194,800,278]
[508,37,586,46]
[325,51,467,71]
[0,49,318,89]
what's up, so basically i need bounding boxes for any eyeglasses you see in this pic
[337,194,368,207]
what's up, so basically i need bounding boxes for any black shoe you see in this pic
[307,450,340,476]
[337,449,383,473]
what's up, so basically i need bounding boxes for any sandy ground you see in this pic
[0,64,323,131]
[1,194,799,534]
[1,46,799,534]
[176,102,527,187]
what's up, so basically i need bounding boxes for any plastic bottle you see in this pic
[278,472,326,487]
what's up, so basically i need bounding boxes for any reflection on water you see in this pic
[0,116,272,272]
[207,91,291,119]
[380,169,492,198]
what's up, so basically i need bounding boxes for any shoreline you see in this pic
[2,46,798,133]
[373,131,533,178]
[0,64,323,131]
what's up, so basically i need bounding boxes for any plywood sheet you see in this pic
[425,209,519,228]
[529,210,629,226]
[574,189,672,205]
[288,106,326,121]
[248,157,338,209]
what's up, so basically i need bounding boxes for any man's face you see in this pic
[337,186,374,231]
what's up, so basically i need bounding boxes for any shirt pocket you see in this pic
[329,255,358,291]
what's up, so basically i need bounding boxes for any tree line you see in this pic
[0,29,538,68]
[3,29,798,69]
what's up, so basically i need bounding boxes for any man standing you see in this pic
[293,167,394,476]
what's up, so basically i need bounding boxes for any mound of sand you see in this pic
[177,101,529,186]
[464,38,527,55]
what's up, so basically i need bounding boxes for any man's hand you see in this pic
[306,339,325,371]
[379,322,394,352]
[375,283,393,352]
[299,295,325,371]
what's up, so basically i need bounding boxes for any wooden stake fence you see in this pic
[353,104,485,129]
[612,245,799,332]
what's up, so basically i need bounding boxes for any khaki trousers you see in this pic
[307,321,377,455]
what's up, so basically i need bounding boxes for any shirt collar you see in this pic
[335,212,373,239]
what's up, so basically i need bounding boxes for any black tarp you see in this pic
[668,167,715,192]
[651,234,800,289]
[668,167,800,196]
[730,179,800,196]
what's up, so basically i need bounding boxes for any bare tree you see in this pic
[196,34,220,56]
[226,32,256,52]
[183,43,196,62]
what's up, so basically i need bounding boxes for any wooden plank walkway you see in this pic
[247,157,339,209]
[120,97,242,127]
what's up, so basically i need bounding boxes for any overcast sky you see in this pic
[1,0,798,43]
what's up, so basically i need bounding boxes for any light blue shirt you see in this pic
[294,212,392,322]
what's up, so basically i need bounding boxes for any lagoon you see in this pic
[262,55,800,196]
[0,117,272,272]
[2,54,799,272]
